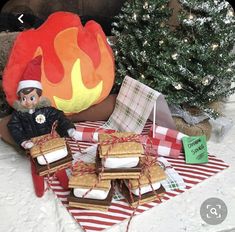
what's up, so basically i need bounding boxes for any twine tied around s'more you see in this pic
[71,161,96,176]
[70,134,143,199]
[30,120,78,191]
[71,160,110,198]
[70,132,164,232]
[99,133,159,159]
[98,133,144,179]
[99,133,163,232]
[124,154,163,232]
[29,120,59,189]
[100,133,141,146]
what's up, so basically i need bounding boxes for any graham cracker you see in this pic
[98,132,144,158]
[98,172,141,180]
[129,161,166,189]
[69,202,109,211]
[119,181,165,208]
[130,193,165,208]
[69,163,111,190]
[30,135,66,158]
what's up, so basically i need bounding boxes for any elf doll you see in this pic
[7,55,81,197]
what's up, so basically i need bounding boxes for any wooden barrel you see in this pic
[174,117,212,141]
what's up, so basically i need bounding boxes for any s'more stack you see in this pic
[30,135,72,176]
[96,132,144,180]
[68,163,113,211]
[119,157,166,207]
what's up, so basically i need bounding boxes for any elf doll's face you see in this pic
[19,89,40,109]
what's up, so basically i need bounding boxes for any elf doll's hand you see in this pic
[67,128,81,141]
[21,140,34,149]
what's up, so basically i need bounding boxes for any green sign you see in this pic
[182,136,208,164]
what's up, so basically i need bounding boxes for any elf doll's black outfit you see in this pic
[8,97,75,146]
[7,55,79,197]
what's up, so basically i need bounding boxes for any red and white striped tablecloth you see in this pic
[50,121,229,232]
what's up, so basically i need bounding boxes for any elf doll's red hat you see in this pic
[17,55,43,93]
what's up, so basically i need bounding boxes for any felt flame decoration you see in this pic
[3,12,115,114]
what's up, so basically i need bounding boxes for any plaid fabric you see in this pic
[143,136,182,158]
[74,125,116,142]
[72,124,184,160]
[158,157,186,191]
[146,125,187,158]
[149,125,187,144]
[103,76,161,133]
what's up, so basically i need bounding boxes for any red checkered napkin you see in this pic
[74,125,116,142]
[148,125,187,158]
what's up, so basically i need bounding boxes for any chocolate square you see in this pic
[68,185,114,211]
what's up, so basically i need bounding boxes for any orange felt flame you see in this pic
[3,12,115,113]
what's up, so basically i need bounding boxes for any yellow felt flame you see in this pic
[53,59,103,113]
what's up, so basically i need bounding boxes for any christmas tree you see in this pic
[111,0,173,91]
[112,0,235,118]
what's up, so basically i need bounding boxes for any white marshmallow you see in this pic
[36,147,68,165]
[73,187,111,200]
[125,180,161,196]
[102,157,139,168]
